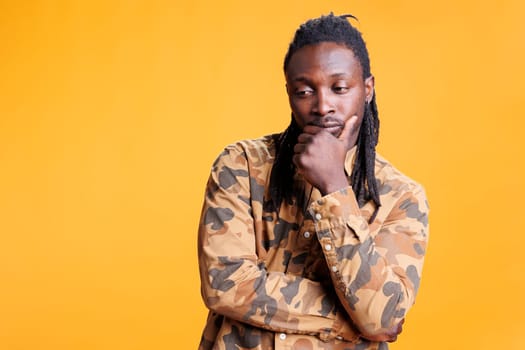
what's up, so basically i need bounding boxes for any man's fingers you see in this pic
[296,133,313,144]
[293,143,306,154]
[386,319,405,343]
[338,115,358,141]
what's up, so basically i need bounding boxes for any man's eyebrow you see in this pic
[292,76,309,82]
[291,72,350,82]
[330,72,349,77]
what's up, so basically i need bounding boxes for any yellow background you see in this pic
[1,1,524,349]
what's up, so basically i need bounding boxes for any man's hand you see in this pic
[361,318,405,343]
[293,115,359,195]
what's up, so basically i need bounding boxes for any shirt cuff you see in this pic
[307,186,370,243]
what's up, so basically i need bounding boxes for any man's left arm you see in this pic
[308,184,429,341]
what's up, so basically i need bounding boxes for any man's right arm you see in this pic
[198,145,358,342]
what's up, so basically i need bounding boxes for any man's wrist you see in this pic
[319,179,349,196]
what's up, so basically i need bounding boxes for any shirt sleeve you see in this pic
[308,185,429,339]
[198,146,359,342]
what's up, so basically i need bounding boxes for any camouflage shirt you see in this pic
[198,134,429,350]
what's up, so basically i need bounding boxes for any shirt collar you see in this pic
[344,145,358,177]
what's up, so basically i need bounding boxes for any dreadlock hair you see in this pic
[269,13,381,222]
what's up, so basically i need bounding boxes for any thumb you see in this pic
[338,115,358,142]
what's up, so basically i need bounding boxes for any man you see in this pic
[197,13,429,350]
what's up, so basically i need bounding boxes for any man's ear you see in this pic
[365,75,375,102]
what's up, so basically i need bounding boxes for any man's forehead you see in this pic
[286,43,361,78]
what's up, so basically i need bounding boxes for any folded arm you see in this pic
[198,146,358,341]
[308,185,429,340]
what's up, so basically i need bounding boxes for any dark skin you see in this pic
[285,42,404,342]
[285,42,374,196]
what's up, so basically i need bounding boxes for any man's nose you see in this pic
[312,89,335,116]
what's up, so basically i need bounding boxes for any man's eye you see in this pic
[333,86,349,93]
[295,89,313,97]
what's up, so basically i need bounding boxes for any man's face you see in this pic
[285,42,374,149]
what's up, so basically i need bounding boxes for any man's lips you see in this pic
[307,121,344,136]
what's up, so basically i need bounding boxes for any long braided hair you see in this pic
[269,13,381,221]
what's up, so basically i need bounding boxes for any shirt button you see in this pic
[279,333,287,340]
[325,244,332,251]
[315,213,322,220]
[303,231,311,239]
[331,265,338,272]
